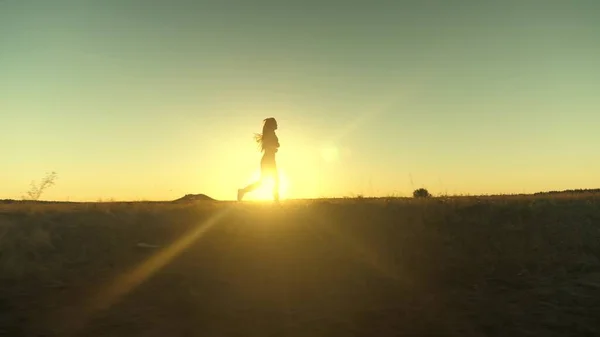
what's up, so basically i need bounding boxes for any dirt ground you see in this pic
[1,196,599,336]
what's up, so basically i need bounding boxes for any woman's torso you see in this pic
[262,132,279,157]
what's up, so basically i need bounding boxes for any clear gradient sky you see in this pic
[2,0,599,201]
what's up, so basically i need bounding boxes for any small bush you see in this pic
[413,188,431,198]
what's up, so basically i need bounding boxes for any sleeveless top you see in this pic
[261,132,279,162]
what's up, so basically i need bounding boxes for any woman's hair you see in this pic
[254,117,277,151]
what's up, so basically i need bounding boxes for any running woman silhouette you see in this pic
[238,117,280,201]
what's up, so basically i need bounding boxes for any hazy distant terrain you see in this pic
[1,193,599,336]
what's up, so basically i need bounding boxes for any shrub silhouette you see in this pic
[413,188,431,198]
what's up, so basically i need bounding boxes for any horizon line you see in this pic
[2,188,599,204]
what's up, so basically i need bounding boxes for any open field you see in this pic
[1,194,600,336]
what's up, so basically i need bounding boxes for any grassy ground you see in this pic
[1,194,599,336]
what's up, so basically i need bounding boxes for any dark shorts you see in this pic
[260,155,277,177]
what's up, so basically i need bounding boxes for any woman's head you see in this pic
[255,117,278,151]
[263,117,278,133]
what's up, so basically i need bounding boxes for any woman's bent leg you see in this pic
[238,180,261,201]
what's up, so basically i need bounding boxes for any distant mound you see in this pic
[172,194,216,202]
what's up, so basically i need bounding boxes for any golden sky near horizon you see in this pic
[2,0,599,201]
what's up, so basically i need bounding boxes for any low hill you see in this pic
[172,193,216,202]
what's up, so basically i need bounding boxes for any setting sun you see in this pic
[244,169,290,201]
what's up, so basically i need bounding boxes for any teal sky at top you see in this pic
[2,0,599,200]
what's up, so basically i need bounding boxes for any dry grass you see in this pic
[1,194,599,336]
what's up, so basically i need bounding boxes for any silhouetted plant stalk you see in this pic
[22,171,58,201]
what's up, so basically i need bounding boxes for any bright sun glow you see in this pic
[245,169,290,201]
